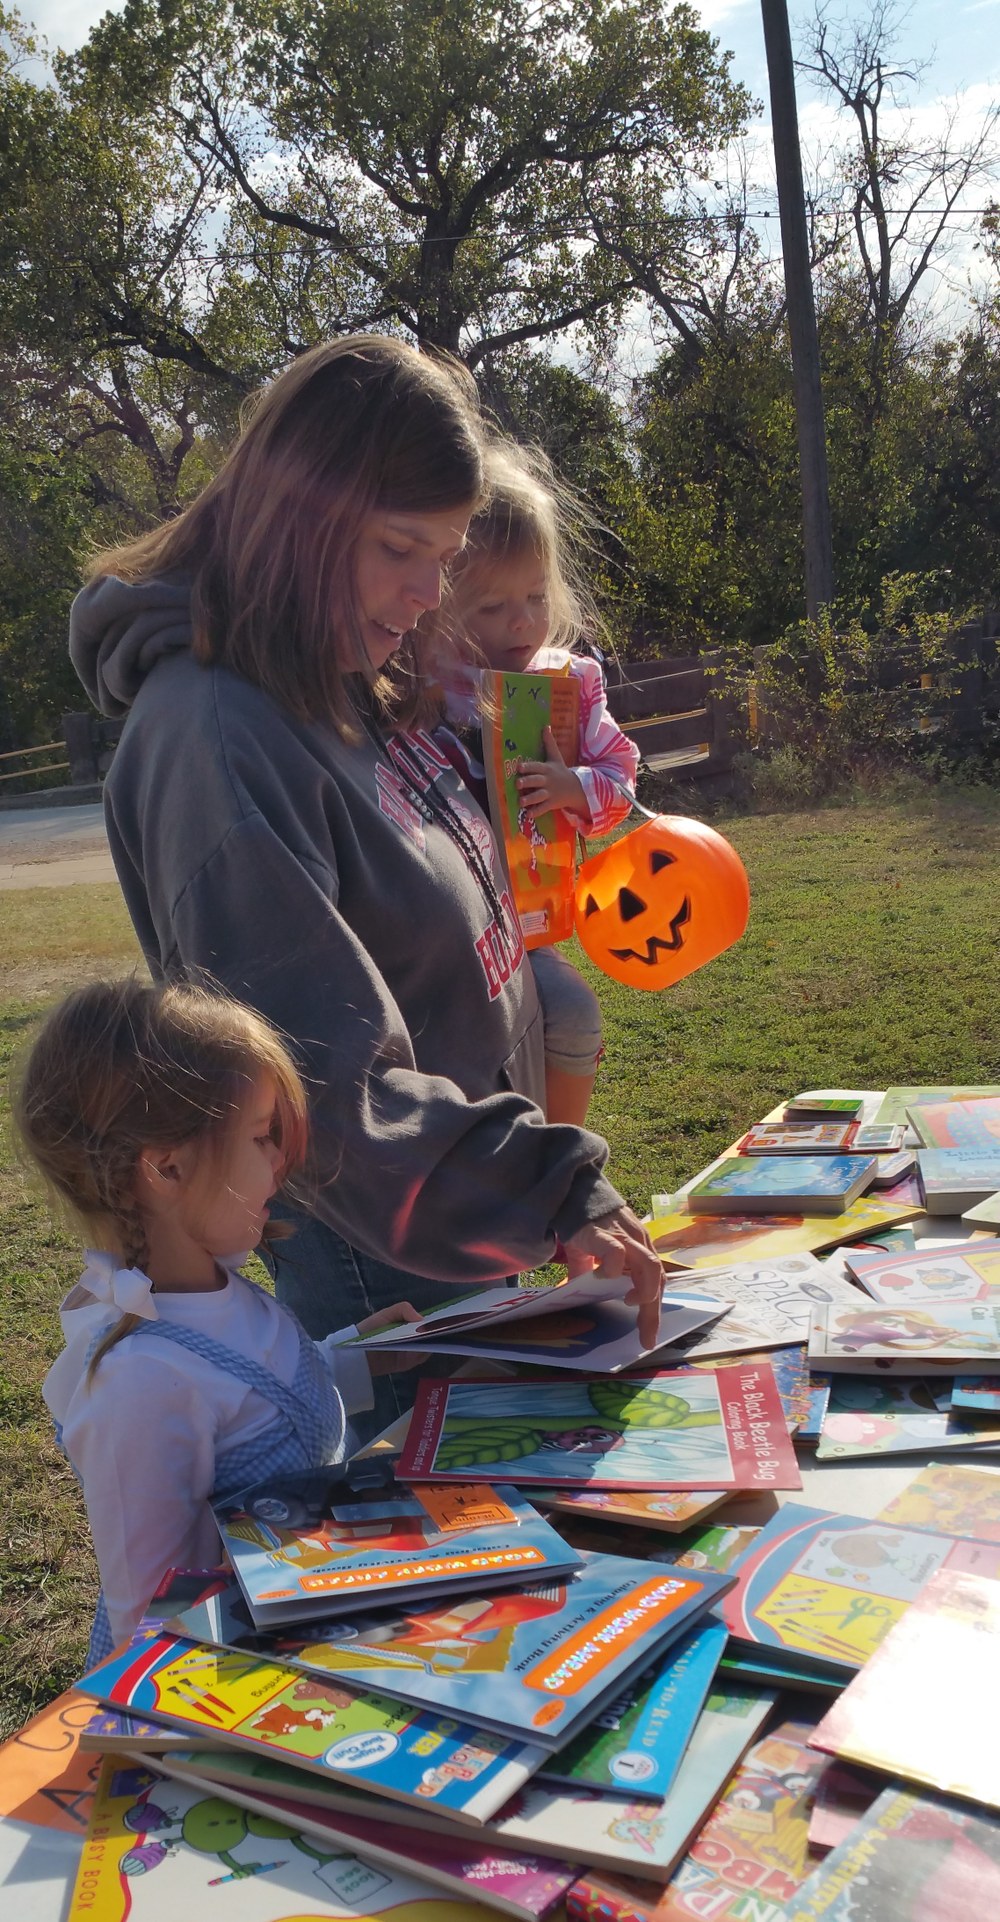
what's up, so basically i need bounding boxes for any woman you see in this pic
[69,337,662,1387]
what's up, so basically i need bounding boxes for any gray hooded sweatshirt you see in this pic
[69,576,623,1282]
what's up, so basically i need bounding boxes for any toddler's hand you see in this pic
[356,1300,426,1376]
[356,1301,421,1337]
[517,727,590,820]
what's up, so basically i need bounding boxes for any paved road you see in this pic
[0,804,116,889]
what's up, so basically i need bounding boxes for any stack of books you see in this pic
[9,1082,1000,1922]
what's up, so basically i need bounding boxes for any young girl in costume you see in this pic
[436,442,640,1127]
[17,978,418,1661]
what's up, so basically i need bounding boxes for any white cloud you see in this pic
[17,0,126,53]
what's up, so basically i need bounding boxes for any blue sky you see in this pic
[17,0,1000,335]
[29,0,999,109]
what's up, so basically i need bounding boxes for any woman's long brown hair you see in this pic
[85,338,486,735]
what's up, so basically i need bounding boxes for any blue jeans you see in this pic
[264,1205,463,1443]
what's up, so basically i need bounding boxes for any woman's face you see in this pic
[354,506,474,668]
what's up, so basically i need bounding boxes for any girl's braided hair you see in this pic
[13,978,309,1376]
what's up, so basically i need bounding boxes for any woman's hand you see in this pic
[560,1206,665,1350]
[516,727,590,820]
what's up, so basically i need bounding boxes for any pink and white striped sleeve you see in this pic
[564,656,640,836]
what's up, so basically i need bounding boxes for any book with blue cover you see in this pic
[171,1553,734,1751]
[398,1368,801,1492]
[916,1148,1000,1213]
[73,1628,547,1825]
[536,1618,727,1799]
[212,1473,581,1627]
[687,1155,878,1215]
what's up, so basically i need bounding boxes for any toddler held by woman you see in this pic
[436,442,640,1127]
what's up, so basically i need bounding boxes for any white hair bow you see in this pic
[79,1249,159,1321]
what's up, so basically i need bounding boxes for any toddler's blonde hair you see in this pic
[443,438,601,654]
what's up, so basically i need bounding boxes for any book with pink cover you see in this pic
[809,1565,1000,1808]
[844,1236,1000,1302]
[787,1785,1000,1922]
[806,1759,881,1854]
[905,1094,1000,1151]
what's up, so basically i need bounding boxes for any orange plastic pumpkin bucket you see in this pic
[574,815,750,989]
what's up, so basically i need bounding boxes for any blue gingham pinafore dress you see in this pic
[80,1291,346,1667]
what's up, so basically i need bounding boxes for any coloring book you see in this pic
[532,1487,730,1533]
[482,665,580,948]
[212,1476,580,1627]
[0,1688,99,1922]
[647,1255,872,1369]
[718,1500,1000,1676]
[874,1459,1000,1539]
[357,1294,724,1376]
[65,1754,499,1922]
[648,1195,924,1271]
[346,1270,637,1347]
[649,1719,829,1922]
[398,1368,801,1492]
[845,1235,1000,1302]
[916,1148,1000,1213]
[813,1376,1000,1459]
[807,1295,1000,1372]
[875,1084,1000,1126]
[171,1555,731,1751]
[149,1686,776,1885]
[809,1566,1000,1809]
[73,1631,547,1826]
[904,1093,1000,1151]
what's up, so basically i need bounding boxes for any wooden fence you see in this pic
[602,650,738,779]
[2,616,996,800]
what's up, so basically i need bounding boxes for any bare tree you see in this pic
[800,1,1000,403]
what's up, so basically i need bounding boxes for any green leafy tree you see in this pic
[70,0,749,365]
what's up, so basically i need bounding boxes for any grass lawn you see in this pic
[2,784,999,1736]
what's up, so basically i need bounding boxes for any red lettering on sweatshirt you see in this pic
[407,729,453,776]
[475,891,526,999]
[374,765,425,846]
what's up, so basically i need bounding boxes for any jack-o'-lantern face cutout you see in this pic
[574,815,750,990]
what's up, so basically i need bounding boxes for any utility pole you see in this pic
[761,0,834,618]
